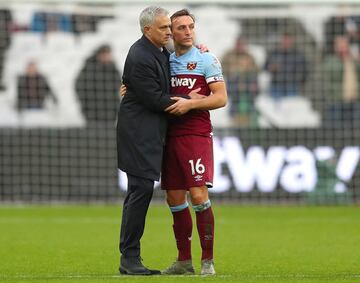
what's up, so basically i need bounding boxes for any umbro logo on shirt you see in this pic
[171,77,197,89]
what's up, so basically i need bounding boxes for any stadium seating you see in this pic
[255,95,321,128]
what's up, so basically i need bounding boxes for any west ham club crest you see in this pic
[187,62,197,70]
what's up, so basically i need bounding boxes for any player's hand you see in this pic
[119,84,127,97]
[188,87,202,99]
[196,44,209,53]
[165,97,193,115]
[189,92,206,99]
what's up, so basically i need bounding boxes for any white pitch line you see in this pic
[0,217,171,224]
[0,217,119,224]
[1,274,232,279]
[2,274,360,279]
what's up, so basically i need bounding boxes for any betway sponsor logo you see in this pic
[212,137,359,194]
[119,136,360,194]
[171,77,196,89]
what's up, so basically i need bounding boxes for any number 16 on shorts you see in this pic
[188,158,205,175]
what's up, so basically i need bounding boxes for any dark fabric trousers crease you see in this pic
[119,174,154,257]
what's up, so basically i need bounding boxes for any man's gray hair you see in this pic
[139,6,169,33]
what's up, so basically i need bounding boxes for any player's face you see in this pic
[171,15,195,48]
[145,15,172,48]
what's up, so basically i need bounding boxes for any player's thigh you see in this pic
[166,190,187,206]
[162,135,213,190]
[189,186,209,205]
[181,135,214,189]
[161,137,187,190]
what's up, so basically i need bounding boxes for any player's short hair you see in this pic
[139,6,169,34]
[170,9,195,23]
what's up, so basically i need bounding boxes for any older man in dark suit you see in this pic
[116,6,196,275]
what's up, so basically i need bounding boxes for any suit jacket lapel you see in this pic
[162,48,171,87]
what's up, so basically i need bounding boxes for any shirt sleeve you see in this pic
[203,53,224,84]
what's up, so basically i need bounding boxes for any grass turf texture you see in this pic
[0,205,359,282]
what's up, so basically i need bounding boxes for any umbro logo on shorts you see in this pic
[195,175,203,182]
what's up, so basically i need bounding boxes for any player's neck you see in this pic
[175,44,193,56]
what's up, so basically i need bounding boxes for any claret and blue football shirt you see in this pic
[168,46,224,137]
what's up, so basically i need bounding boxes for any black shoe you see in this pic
[119,256,160,275]
[148,269,161,275]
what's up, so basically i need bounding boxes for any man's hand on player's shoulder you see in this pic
[196,44,209,53]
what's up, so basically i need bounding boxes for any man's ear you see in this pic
[144,25,151,34]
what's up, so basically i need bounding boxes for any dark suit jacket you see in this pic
[117,35,173,181]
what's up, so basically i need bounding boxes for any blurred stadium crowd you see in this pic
[0,3,359,129]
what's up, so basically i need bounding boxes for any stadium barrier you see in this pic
[1,126,359,203]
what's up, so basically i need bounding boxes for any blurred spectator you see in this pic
[17,61,57,110]
[222,36,259,127]
[72,14,98,35]
[75,44,121,124]
[265,33,308,99]
[72,14,113,35]
[324,15,360,57]
[0,9,12,90]
[319,36,360,127]
[30,12,72,33]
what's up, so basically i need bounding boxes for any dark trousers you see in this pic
[119,174,154,257]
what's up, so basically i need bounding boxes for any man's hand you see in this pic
[196,44,209,53]
[119,84,127,97]
[165,97,193,115]
[165,87,202,115]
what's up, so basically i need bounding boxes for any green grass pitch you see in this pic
[0,204,359,282]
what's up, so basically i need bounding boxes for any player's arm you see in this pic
[121,79,201,112]
[191,81,227,110]
[166,52,227,115]
[165,82,227,115]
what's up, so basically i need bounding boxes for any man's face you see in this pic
[280,35,294,50]
[26,62,38,76]
[98,51,113,64]
[145,15,172,48]
[171,15,195,48]
[334,36,350,57]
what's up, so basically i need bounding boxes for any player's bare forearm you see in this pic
[190,82,227,110]
[165,83,227,114]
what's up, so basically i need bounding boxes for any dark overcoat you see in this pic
[117,35,173,181]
